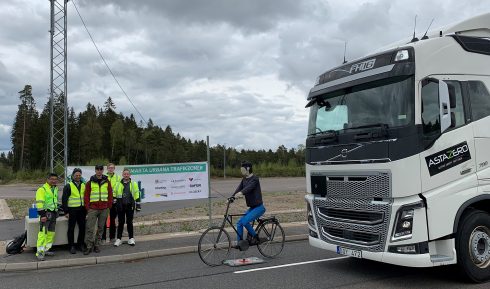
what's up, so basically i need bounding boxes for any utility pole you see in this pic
[223,143,226,179]
[49,0,68,181]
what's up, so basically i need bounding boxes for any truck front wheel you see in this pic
[456,209,490,282]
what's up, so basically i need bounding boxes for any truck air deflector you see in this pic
[310,64,395,94]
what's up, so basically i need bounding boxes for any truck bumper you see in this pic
[309,236,435,267]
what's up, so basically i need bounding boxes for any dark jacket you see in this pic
[61,181,84,212]
[234,174,263,208]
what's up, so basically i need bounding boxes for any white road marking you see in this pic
[234,256,349,274]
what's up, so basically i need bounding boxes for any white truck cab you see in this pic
[304,13,490,282]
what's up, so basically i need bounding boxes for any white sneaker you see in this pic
[114,239,122,247]
[128,238,135,246]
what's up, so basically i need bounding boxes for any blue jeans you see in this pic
[236,204,266,240]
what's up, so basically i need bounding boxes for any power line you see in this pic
[71,0,148,126]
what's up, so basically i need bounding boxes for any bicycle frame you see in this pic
[214,197,277,242]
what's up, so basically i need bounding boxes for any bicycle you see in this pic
[198,196,285,266]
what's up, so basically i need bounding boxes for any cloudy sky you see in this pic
[0,0,488,152]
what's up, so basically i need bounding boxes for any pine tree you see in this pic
[11,85,38,171]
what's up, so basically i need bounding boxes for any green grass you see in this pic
[6,198,35,219]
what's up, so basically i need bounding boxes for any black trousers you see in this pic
[67,208,86,247]
[102,205,117,240]
[117,204,134,239]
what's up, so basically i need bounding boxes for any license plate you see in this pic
[336,246,362,258]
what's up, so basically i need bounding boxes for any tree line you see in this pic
[0,85,305,181]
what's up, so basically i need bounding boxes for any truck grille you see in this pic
[318,207,384,225]
[311,171,391,199]
[312,171,392,252]
[323,227,379,245]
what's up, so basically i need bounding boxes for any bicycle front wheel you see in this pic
[198,226,231,266]
[257,220,285,258]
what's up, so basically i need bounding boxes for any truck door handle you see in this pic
[460,168,472,175]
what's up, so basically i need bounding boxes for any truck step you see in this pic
[430,255,453,262]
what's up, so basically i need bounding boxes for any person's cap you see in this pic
[95,164,104,170]
[72,168,82,175]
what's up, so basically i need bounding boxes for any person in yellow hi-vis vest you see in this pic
[35,173,59,261]
[113,168,141,247]
[102,163,121,243]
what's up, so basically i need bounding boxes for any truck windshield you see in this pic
[308,76,414,136]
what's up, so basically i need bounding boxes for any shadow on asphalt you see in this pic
[322,258,467,286]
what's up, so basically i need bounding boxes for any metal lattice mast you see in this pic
[49,0,68,180]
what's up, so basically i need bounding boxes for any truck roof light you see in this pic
[394,50,409,62]
[314,76,320,86]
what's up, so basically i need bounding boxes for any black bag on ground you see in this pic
[6,231,27,255]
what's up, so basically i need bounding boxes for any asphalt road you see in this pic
[0,240,485,289]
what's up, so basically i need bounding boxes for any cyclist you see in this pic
[233,161,266,248]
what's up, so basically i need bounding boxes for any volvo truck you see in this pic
[304,13,490,282]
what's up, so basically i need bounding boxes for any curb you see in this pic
[0,234,308,272]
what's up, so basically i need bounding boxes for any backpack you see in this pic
[6,231,27,255]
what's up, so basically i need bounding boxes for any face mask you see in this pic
[240,167,248,176]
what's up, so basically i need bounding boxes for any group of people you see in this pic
[35,163,141,261]
[34,161,266,260]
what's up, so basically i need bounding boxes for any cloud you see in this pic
[0,0,488,152]
[0,123,12,151]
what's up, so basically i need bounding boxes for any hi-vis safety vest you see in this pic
[90,180,109,202]
[36,183,58,212]
[68,182,85,207]
[114,180,140,201]
[107,173,121,197]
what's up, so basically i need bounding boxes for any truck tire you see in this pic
[456,209,490,282]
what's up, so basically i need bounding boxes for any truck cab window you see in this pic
[445,81,465,128]
[421,80,440,135]
[468,81,490,121]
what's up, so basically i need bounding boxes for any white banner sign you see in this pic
[67,162,209,203]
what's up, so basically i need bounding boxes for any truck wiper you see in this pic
[312,129,338,136]
[310,129,338,145]
[344,123,390,131]
[346,123,390,141]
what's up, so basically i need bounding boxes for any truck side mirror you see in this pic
[439,80,451,133]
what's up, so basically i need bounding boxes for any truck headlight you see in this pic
[391,202,424,242]
[394,49,409,61]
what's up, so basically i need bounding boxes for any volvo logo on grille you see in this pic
[341,148,348,158]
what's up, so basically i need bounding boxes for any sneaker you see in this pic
[36,253,45,261]
[110,238,116,243]
[128,238,135,246]
[45,251,55,257]
[83,247,91,255]
[249,235,260,246]
[93,246,101,253]
[70,246,77,254]
[114,239,122,247]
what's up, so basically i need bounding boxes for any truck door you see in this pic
[418,77,477,240]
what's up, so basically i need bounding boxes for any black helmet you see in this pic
[241,161,253,173]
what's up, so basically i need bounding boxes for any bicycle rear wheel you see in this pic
[198,226,231,266]
[257,220,285,258]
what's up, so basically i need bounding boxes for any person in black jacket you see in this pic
[62,168,87,254]
[233,161,266,246]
